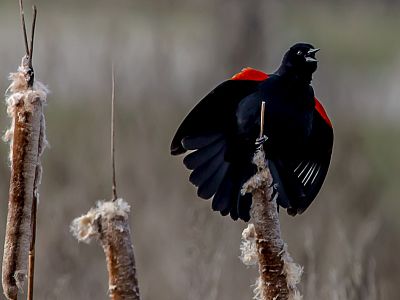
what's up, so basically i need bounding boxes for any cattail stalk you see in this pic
[1,57,48,300]
[71,200,141,299]
[2,4,45,299]
[27,195,37,300]
[240,102,303,300]
[71,70,140,299]
[111,65,117,201]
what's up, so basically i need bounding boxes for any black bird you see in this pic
[171,43,333,221]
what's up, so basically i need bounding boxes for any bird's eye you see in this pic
[297,50,302,56]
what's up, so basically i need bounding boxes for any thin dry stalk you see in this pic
[240,102,302,300]
[111,65,117,201]
[71,72,140,299]
[27,195,36,300]
[28,7,39,300]
[27,162,42,300]
[18,0,29,57]
[1,57,48,300]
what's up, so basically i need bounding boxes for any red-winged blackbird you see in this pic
[171,43,333,221]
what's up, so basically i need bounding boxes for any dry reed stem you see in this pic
[241,150,303,300]
[27,196,36,300]
[111,65,117,201]
[71,199,141,300]
[1,58,48,300]
[71,67,139,299]
[27,163,41,300]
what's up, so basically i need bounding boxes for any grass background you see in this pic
[0,0,399,299]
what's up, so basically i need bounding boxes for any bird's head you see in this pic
[277,43,320,83]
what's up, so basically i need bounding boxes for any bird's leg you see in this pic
[255,135,268,150]
[256,100,268,151]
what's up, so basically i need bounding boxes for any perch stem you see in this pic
[251,186,290,299]
[240,101,302,299]
[259,101,265,138]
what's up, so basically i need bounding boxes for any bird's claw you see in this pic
[255,135,268,149]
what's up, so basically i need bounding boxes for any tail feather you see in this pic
[220,206,230,216]
[181,132,258,221]
[237,193,252,222]
[210,166,243,221]
[189,147,226,187]
[198,162,229,199]
[182,133,223,150]
[212,163,255,221]
[183,139,225,170]
[229,198,239,220]
[235,164,255,221]
[269,158,329,216]
[268,160,291,208]
[212,170,234,212]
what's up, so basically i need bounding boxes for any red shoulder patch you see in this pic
[231,67,269,81]
[314,97,332,127]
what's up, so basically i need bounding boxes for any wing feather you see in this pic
[270,98,333,215]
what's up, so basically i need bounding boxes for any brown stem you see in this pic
[18,1,37,87]
[27,190,37,300]
[18,0,29,57]
[111,65,118,201]
[99,208,140,300]
[2,96,43,300]
[71,68,140,298]
[71,200,141,300]
[240,101,302,299]
[27,160,42,300]
[251,182,290,299]
[242,154,302,300]
[28,6,37,70]
[259,101,265,138]
[2,5,44,299]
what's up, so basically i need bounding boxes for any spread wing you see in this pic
[269,97,334,215]
[170,80,260,155]
[171,68,269,155]
[171,68,269,221]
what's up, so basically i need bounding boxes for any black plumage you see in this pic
[171,43,333,221]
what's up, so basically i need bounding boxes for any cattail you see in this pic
[240,102,303,300]
[71,69,140,300]
[2,55,48,300]
[1,4,45,299]
[71,199,140,299]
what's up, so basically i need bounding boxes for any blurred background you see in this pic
[0,0,399,299]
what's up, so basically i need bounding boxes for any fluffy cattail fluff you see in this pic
[241,149,303,300]
[71,199,140,300]
[2,56,48,300]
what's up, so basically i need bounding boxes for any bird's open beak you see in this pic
[305,48,320,62]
